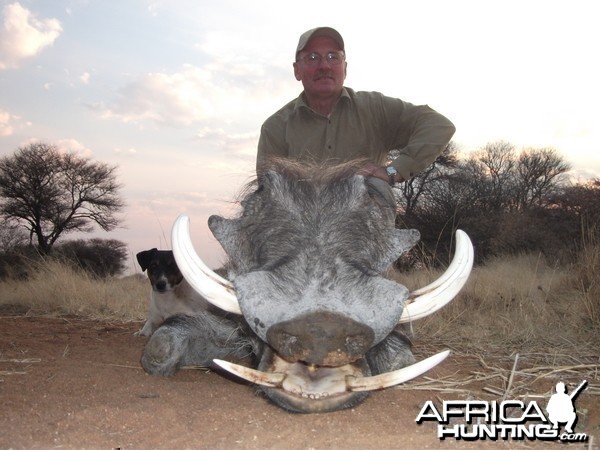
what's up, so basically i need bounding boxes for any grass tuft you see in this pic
[0,258,147,321]
[394,249,599,350]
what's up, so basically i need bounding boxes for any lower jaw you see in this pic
[260,385,370,413]
[257,347,372,413]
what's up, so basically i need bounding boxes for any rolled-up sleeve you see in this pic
[385,101,456,180]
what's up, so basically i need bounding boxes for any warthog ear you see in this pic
[391,229,420,256]
[208,215,243,264]
[375,229,420,272]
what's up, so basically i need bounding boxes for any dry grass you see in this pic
[393,242,600,402]
[0,259,148,321]
[396,250,599,351]
[404,253,564,344]
[570,227,600,328]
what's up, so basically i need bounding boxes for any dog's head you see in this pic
[136,248,183,293]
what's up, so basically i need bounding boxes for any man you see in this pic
[257,27,456,185]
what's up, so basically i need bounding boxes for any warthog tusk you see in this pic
[213,359,285,387]
[345,350,450,391]
[173,215,473,320]
[171,214,242,314]
[213,350,450,393]
[399,230,474,323]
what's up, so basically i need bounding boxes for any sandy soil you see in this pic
[0,314,597,449]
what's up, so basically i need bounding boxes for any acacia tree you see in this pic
[0,142,125,254]
[515,147,571,209]
[473,141,517,211]
[396,141,459,221]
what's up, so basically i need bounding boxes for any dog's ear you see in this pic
[136,248,158,272]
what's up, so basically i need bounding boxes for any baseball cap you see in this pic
[296,27,345,56]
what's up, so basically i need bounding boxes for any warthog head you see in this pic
[172,160,473,413]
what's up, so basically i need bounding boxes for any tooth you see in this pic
[171,215,242,314]
[213,359,285,387]
[400,230,474,322]
[346,350,450,391]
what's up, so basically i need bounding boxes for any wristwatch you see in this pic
[385,165,398,185]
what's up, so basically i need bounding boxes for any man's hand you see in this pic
[357,163,404,184]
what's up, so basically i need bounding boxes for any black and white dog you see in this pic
[135,248,210,337]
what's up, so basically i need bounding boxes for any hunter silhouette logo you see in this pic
[546,380,587,434]
[415,380,589,442]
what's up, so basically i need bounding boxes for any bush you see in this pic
[0,238,128,280]
[54,238,128,278]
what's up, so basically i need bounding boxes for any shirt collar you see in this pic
[295,87,350,114]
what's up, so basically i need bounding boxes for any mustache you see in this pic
[314,70,335,80]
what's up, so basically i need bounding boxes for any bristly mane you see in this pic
[261,157,370,184]
[240,157,372,201]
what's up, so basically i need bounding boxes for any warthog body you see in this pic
[141,160,473,413]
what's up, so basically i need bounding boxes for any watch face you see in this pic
[386,166,397,176]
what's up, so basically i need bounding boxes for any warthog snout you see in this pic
[267,311,374,366]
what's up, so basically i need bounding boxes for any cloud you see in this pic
[194,127,258,158]
[147,2,162,17]
[54,138,93,157]
[21,137,93,157]
[90,58,294,128]
[0,2,62,70]
[0,108,31,136]
[113,147,137,156]
[92,64,253,126]
[0,110,15,136]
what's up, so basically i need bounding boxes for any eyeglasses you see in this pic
[297,51,345,66]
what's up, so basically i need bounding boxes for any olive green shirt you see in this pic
[257,87,455,180]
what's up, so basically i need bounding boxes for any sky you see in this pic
[1,0,599,273]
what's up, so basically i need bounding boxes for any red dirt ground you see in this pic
[0,315,597,449]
